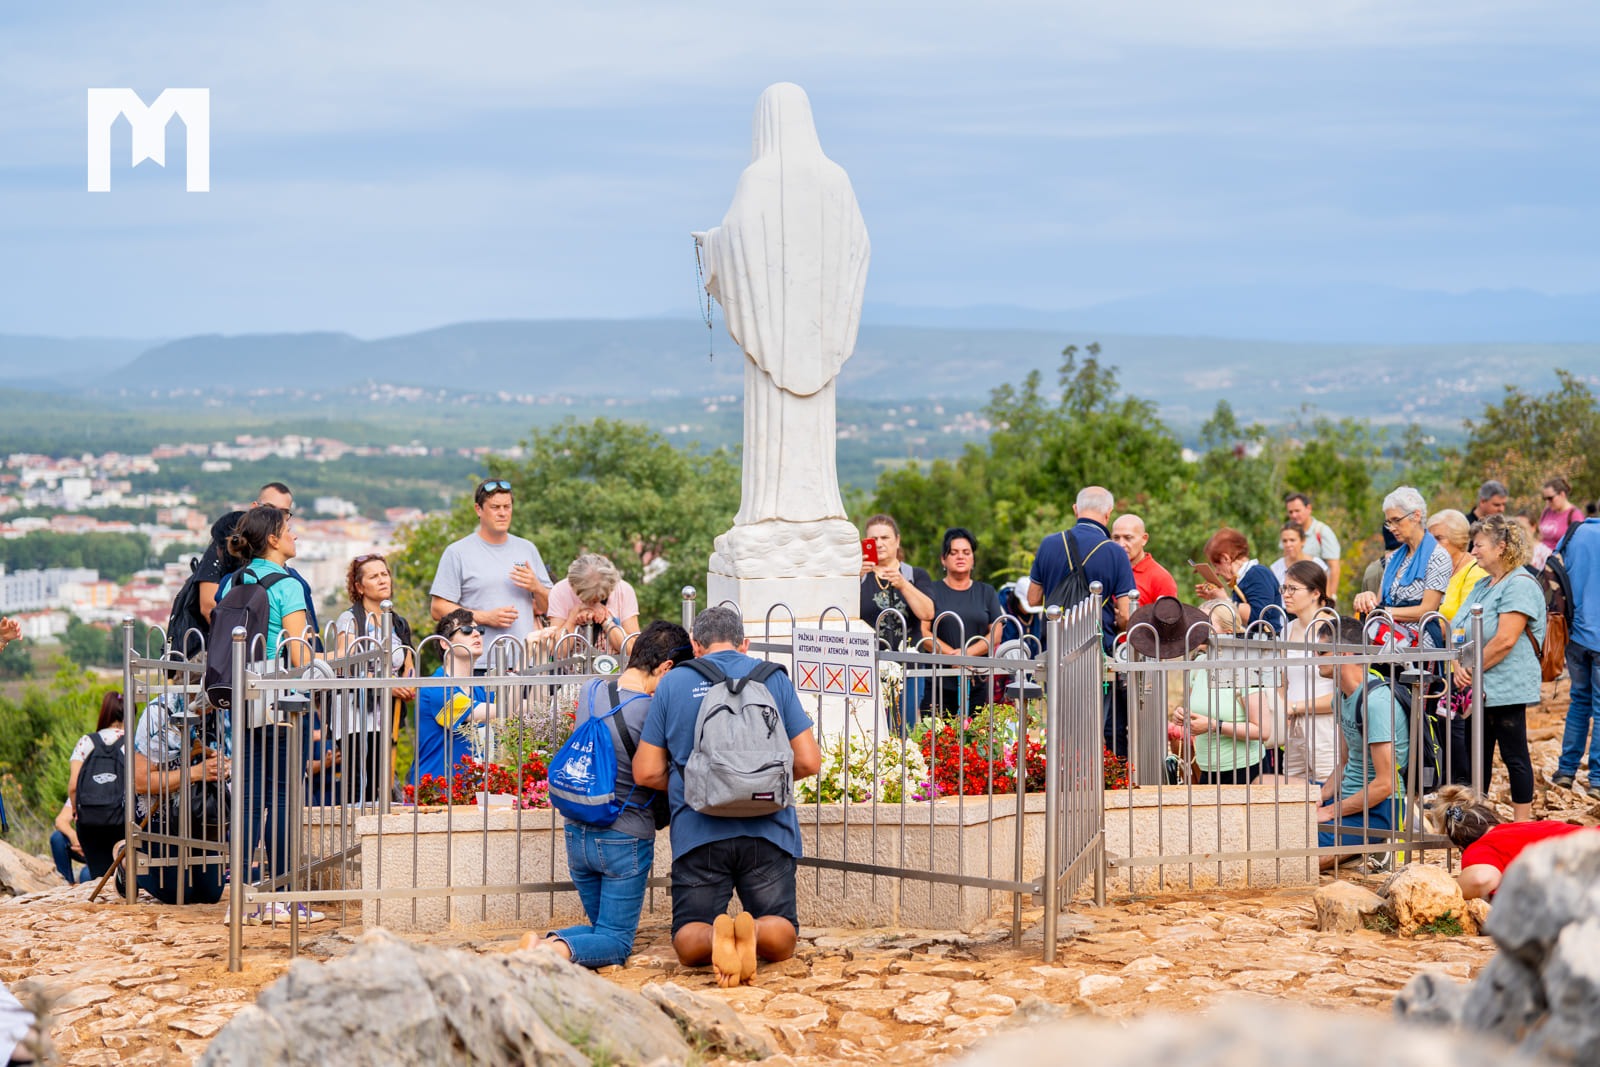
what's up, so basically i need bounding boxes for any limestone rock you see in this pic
[894,990,950,1025]
[1460,953,1547,1046]
[0,840,59,897]
[1521,917,1600,1065]
[1484,831,1600,967]
[640,981,775,1060]
[955,997,1541,1067]
[1464,898,1491,935]
[1394,971,1469,1026]
[1381,864,1469,937]
[199,930,691,1066]
[1315,881,1387,933]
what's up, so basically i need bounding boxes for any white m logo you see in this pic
[87,88,210,192]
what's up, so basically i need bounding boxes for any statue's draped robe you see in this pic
[698,83,870,525]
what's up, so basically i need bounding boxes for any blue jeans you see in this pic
[553,824,653,969]
[1558,641,1600,784]
[242,724,296,886]
[1318,795,1396,849]
[50,831,92,885]
[136,831,227,905]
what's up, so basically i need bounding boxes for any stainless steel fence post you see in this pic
[121,617,138,904]
[1041,604,1065,963]
[681,585,697,630]
[227,626,247,972]
[1469,605,1485,794]
[379,599,395,813]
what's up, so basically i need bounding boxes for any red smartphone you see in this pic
[861,538,879,565]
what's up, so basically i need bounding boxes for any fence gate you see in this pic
[1039,593,1108,961]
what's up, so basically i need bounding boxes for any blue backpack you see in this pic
[547,679,648,826]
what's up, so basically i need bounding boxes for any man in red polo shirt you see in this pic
[1112,514,1178,608]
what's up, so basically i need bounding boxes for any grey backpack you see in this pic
[680,659,794,817]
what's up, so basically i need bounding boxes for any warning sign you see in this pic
[793,627,876,700]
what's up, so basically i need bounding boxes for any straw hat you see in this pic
[1126,596,1212,660]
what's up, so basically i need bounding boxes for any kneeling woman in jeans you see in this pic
[520,620,691,968]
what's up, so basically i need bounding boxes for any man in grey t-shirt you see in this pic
[430,480,552,671]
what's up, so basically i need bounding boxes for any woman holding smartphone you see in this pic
[859,514,935,651]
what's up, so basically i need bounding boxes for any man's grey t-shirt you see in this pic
[430,532,552,669]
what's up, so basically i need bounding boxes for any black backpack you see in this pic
[1045,530,1109,610]
[165,557,209,660]
[76,733,126,829]
[1359,674,1444,794]
[204,570,289,708]
[1539,520,1585,626]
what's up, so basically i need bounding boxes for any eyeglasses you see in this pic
[1382,514,1410,530]
[448,626,484,638]
[1544,494,1557,502]
[353,553,384,566]
[1281,583,1307,595]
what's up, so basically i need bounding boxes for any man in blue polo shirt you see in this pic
[1555,516,1600,791]
[633,606,822,987]
[1027,485,1137,755]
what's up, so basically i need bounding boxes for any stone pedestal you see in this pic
[706,517,861,624]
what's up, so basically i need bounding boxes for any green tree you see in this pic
[1462,369,1599,507]
[870,344,1187,582]
[0,662,105,853]
[0,639,32,678]
[389,418,741,628]
[0,531,152,583]
[62,617,157,670]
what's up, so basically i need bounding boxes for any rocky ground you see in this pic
[4,684,1596,1066]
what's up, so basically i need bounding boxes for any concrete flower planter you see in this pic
[353,784,1320,933]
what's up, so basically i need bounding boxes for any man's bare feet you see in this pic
[734,912,757,983]
[711,914,741,987]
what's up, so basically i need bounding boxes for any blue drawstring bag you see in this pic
[547,679,645,826]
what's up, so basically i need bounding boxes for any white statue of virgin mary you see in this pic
[695,82,870,535]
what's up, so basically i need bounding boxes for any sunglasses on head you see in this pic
[476,479,512,500]
[353,553,384,566]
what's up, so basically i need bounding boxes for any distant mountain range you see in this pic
[0,285,1595,433]
[867,283,1600,345]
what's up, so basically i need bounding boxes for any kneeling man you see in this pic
[1317,616,1410,870]
[633,606,821,986]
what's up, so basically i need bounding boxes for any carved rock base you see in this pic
[707,518,861,625]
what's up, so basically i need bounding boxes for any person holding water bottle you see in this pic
[430,479,552,674]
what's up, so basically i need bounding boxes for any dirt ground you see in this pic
[4,682,1595,1066]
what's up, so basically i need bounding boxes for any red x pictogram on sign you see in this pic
[849,667,872,695]
[823,665,846,693]
[798,662,820,690]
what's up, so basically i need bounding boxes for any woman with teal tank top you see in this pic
[1129,596,1268,785]
[226,507,325,924]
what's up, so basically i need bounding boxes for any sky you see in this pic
[2,1,1599,340]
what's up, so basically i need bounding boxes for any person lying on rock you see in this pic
[1428,784,1600,900]
[519,621,690,969]
[632,607,822,988]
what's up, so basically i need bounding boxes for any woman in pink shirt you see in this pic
[1538,476,1586,551]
